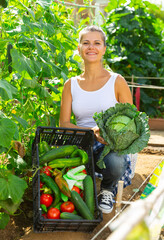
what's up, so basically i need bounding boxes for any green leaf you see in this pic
[42,22,56,35]
[56,50,66,66]
[0,198,21,215]
[0,79,17,100]
[45,82,60,94]
[0,119,16,148]
[19,1,35,20]
[12,114,28,130]
[0,212,10,229]
[41,39,56,52]
[34,84,54,105]
[0,111,6,119]
[0,169,27,204]
[22,78,38,89]
[36,0,52,8]
[34,37,43,54]
[11,49,35,79]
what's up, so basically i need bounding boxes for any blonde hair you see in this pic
[79,25,107,46]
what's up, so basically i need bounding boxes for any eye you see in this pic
[95,42,101,45]
[83,42,89,45]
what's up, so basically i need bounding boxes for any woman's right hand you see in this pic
[92,126,107,145]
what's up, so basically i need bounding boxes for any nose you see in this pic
[88,43,95,49]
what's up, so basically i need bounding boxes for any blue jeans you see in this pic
[94,148,128,193]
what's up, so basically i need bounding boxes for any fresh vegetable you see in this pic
[67,165,86,176]
[61,192,69,202]
[7,43,13,73]
[40,173,61,206]
[48,157,82,168]
[63,165,87,190]
[60,201,75,213]
[47,208,60,219]
[42,213,47,219]
[83,175,95,215]
[39,141,51,157]
[93,103,150,169]
[70,191,94,220]
[40,145,78,164]
[40,204,47,213]
[54,172,71,198]
[41,185,52,194]
[71,149,89,164]
[60,212,83,220]
[80,191,84,199]
[40,181,44,189]
[82,169,87,174]
[66,165,86,181]
[63,175,76,191]
[40,166,52,177]
[40,193,53,208]
[53,201,62,210]
[72,186,80,194]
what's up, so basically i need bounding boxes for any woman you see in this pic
[59,25,133,214]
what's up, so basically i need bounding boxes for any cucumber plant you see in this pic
[0,0,82,229]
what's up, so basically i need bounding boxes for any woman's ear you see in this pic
[78,45,80,55]
[103,46,106,55]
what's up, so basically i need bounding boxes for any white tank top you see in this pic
[71,72,118,128]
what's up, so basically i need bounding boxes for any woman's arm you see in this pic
[115,75,133,104]
[59,79,77,128]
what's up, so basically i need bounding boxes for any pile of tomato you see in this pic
[40,166,86,219]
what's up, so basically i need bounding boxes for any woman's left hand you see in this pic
[92,126,107,145]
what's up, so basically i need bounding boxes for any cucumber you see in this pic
[40,173,61,206]
[70,190,94,220]
[7,43,13,73]
[60,212,83,220]
[83,175,95,215]
[40,145,78,164]
[48,157,81,168]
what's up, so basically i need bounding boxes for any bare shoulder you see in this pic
[115,74,133,104]
[64,78,71,87]
[63,78,72,92]
[115,74,128,85]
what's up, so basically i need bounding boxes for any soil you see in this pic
[1,139,164,240]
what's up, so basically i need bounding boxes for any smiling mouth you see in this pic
[87,53,97,55]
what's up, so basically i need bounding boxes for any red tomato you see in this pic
[42,213,47,219]
[47,208,60,219]
[80,191,84,199]
[40,181,44,189]
[40,193,53,208]
[40,166,52,176]
[82,169,87,174]
[71,186,80,194]
[60,201,75,213]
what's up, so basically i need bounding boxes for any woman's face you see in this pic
[78,31,106,63]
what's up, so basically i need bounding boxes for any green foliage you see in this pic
[0,0,80,152]
[0,212,10,229]
[0,169,27,228]
[93,103,150,169]
[0,0,81,228]
[103,0,164,117]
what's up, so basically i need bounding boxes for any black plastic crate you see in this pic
[32,126,103,233]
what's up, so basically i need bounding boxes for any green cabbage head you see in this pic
[93,103,150,169]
